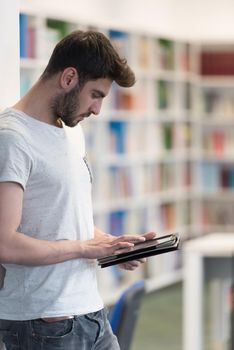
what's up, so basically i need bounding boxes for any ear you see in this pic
[60,67,79,90]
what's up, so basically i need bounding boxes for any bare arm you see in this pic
[0,182,145,266]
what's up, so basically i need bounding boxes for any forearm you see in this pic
[0,230,83,266]
[0,184,144,266]
[0,228,143,266]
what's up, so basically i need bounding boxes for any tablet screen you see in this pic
[98,233,180,267]
[98,233,179,263]
[128,233,177,252]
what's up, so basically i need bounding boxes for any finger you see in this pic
[124,260,141,268]
[141,232,157,240]
[114,241,134,249]
[115,246,134,254]
[112,242,135,254]
[130,259,145,266]
[119,263,137,271]
[114,235,146,244]
[123,258,146,268]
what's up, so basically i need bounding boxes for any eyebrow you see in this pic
[92,89,106,98]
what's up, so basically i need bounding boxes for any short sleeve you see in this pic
[0,129,33,190]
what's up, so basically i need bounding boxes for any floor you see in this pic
[131,282,182,350]
[130,281,232,350]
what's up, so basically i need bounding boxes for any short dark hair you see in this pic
[41,30,135,87]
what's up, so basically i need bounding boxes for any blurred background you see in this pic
[0,1,234,349]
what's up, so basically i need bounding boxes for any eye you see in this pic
[91,92,100,99]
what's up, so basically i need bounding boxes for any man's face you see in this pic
[52,78,112,127]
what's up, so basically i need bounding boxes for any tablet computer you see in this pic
[97,232,180,268]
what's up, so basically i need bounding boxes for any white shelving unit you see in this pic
[0,4,20,350]
[183,233,234,350]
[0,0,20,109]
[191,47,234,235]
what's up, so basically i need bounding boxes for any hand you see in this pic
[119,258,147,271]
[119,231,157,271]
[141,231,157,241]
[80,234,146,259]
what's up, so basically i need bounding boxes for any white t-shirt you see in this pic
[0,108,103,320]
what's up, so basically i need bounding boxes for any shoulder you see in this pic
[0,108,31,148]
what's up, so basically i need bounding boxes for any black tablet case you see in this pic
[98,233,180,268]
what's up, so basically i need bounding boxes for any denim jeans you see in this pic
[0,308,120,350]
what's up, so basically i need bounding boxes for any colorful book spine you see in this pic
[109,30,129,59]
[160,203,176,230]
[108,121,126,153]
[201,51,234,76]
[109,210,126,236]
[19,13,27,58]
[46,19,69,40]
[108,166,132,199]
[158,80,168,109]
[202,130,234,157]
[163,125,173,150]
[158,38,174,70]
[201,163,234,191]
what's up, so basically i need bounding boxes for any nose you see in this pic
[91,100,102,116]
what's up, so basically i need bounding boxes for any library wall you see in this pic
[0,1,19,346]
[20,0,234,41]
[0,0,20,108]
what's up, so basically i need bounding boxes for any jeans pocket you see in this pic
[0,321,19,350]
[31,318,74,344]
[84,309,106,341]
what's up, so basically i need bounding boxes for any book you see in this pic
[158,80,168,109]
[158,39,174,70]
[108,121,126,153]
[109,210,127,237]
[201,51,234,76]
[46,18,69,40]
[19,13,27,58]
[138,36,150,69]
[109,30,129,59]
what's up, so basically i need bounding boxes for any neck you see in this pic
[13,77,61,127]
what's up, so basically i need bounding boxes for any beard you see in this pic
[50,84,83,127]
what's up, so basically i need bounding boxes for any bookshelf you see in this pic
[18,9,234,303]
[191,44,234,237]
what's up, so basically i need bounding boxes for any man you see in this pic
[0,30,155,349]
